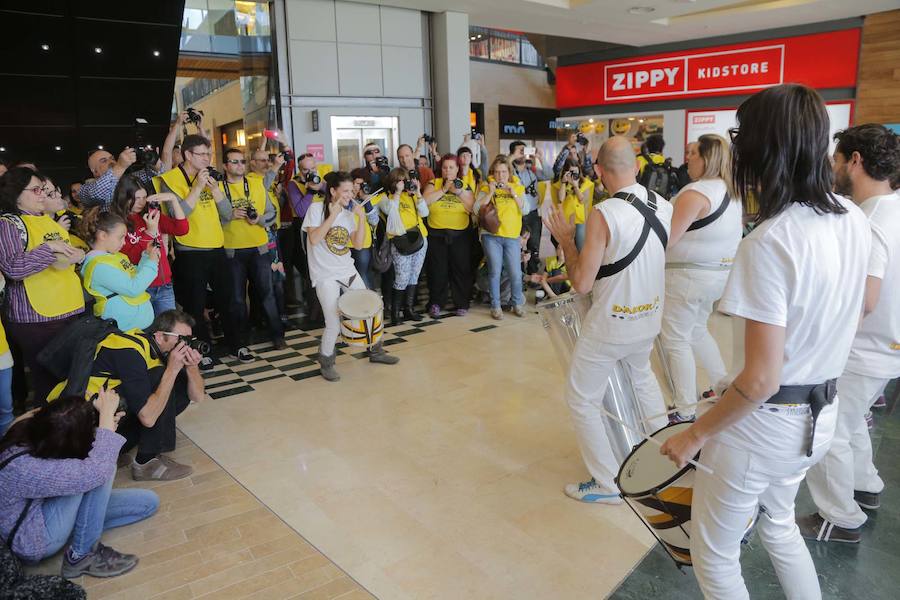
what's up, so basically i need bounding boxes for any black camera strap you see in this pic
[222,176,250,204]
[596,187,668,280]
[686,192,730,231]
[178,164,195,189]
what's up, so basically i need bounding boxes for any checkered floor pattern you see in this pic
[201,309,497,399]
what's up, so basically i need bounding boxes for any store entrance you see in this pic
[330,116,399,172]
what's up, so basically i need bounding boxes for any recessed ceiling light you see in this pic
[639,119,645,123]
[628,6,656,14]
[54,146,62,151]
[588,118,595,123]
[470,36,476,40]
[628,117,635,121]
[0,147,6,152]
[97,145,104,150]
[94,47,102,54]
[40,44,50,51]
[477,34,483,39]
[153,50,161,57]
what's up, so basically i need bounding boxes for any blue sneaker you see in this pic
[668,412,696,425]
[564,478,622,504]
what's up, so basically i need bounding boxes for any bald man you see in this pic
[544,135,672,503]
[79,147,136,209]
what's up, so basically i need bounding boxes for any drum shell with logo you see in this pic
[338,290,384,347]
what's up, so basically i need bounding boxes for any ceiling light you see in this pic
[153,50,161,57]
[0,147,5,152]
[639,119,645,123]
[628,6,656,14]
[97,145,104,150]
[470,36,476,40]
[628,117,635,121]
[477,34,483,39]
[588,118,595,123]
[54,146,62,151]
[94,47,102,54]
[40,44,50,51]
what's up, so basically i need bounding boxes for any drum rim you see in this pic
[615,423,697,498]
[338,290,384,317]
[536,292,589,309]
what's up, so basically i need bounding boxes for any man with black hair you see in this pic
[220,148,286,356]
[153,135,240,369]
[509,141,552,274]
[397,144,434,189]
[800,123,900,543]
[637,133,666,177]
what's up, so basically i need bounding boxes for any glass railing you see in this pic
[180,0,271,55]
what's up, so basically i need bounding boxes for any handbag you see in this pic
[391,227,424,256]
[371,220,393,273]
[478,198,500,234]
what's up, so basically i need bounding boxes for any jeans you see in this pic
[351,248,372,289]
[806,371,886,529]
[227,248,285,350]
[147,282,176,316]
[481,234,524,309]
[658,268,730,416]
[0,367,12,435]
[41,474,159,558]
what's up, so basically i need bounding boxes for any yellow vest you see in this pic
[388,193,428,239]
[47,330,164,402]
[154,167,223,248]
[221,176,268,249]
[0,320,8,357]
[552,179,594,225]
[81,252,151,317]
[18,215,85,318]
[427,178,470,231]
[479,180,525,239]
[349,193,384,250]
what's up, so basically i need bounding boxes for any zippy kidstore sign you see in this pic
[556,29,860,108]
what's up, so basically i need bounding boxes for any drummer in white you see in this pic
[661,84,871,600]
[301,171,399,381]
[544,135,672,504]
[800,124,900,543]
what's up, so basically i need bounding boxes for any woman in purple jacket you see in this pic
[0,390,159,579]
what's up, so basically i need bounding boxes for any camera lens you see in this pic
[246,206,258,220]
[189,338,211,355]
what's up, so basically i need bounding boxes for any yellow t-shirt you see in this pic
[221,176,269,249]
[393,192,428,239]
[551,179,594,225]
[427,178,470,231]
[479,180,525,239]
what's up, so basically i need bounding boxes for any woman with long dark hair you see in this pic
[301,171,399,381]
[113,175,188,315]
[0,167,85,406]
[660,84,871,599]
[0,390,158,578]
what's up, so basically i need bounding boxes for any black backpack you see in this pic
[638,153,681,200]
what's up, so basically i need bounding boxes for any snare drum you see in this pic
[617,423,757,568]
[338,289,383,347]
[537,293,592,367]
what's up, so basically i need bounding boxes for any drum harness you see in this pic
[595,186,668,280]
[760,379,837,457]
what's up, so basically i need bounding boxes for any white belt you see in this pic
[666,262,731,271]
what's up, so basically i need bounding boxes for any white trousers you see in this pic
[806,371,886,528]
[565,336,668,489]
[315,272,366,356]
[691,403,837,600]
[659,268,729,416]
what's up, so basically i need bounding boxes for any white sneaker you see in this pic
[564,478,623,504]
[490,307,503,320]
[199,357,214,372]
[234,347,255,363]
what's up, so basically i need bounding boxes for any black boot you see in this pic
[391,288,403,326]
[403,285,423,322]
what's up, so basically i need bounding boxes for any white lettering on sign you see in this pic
[696,61,769,79]
[692,115,715,124]
[611,66,680,91]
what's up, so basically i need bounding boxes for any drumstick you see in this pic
[598,406,714,475]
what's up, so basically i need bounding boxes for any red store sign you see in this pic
[557,29,860,109]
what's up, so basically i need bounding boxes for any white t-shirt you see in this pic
[718,195,870,385]
[301,203,359,287]
[844,193,900,378]
[666,178,742,268]
[585,183,673,344]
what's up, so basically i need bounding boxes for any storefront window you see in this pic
[469,27,544,68]
[489,31,520,64]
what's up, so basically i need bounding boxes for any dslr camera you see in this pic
[404,178,418,192]
[304,171,321,185]
[575,133,588,146]
[422,133,435,144]
[178,335,211,356]
[374,155,389,171]
[206,166,225,182]
[246,205,258,221]
[185,107,203,126]
[453,178,463,190]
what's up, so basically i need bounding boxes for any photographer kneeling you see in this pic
[47,310,206,481]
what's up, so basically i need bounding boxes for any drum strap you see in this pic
[686,192,730,231]
[596,187,668,280]
[764,379,837,457]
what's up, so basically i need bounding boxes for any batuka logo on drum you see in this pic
[325,226,351,255]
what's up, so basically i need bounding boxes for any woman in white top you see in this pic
[661,84,871,600]
[301,171,399,382]
[659,134,743,422]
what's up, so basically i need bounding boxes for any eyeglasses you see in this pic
[187,150,211,158]
[225,159,246,164]
[728,128,739,143]
[24,185,49,196]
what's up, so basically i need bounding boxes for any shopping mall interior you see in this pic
[1,1,899,599]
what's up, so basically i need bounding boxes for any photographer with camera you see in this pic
[363,143,391,190]
[379,167,430,325]
[552,132,593,180]
[455,146,481,191]
[509,141,553,274]
[113,176,188,315]
[153,135,239,370]
[348,168,383,289]
[220,148,287,355]
[551,157,594,250]
[76,209,159,332]
[397,143,434,189]
[46,309,207,481]
[79,147,138,210]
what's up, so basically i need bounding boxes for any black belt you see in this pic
[764,379,837,457]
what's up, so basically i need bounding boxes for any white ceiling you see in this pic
[364,0,900,47]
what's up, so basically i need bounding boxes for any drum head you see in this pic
[338,289,383,318]
[617,422,694,497]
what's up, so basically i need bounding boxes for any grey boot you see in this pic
[368,341,399,365]
[317,352,341,381]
